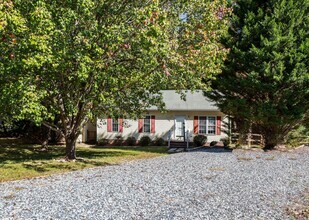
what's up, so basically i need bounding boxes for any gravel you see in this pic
[0,147,308,220]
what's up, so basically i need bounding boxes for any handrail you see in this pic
[168,129,172,148]
[186,130,190,149]
[231,132,265,147]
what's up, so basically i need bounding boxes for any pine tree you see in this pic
[206,0,309,148]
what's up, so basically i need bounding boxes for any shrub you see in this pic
[193,135,207,147]
[210,141,218,147]
[155,137,166,146]
[286,125,309,148]
[139,135,151,146]
[126,136,136,146]
[114,135,123,146]
[220,137,229,147]
[97,138,109,146]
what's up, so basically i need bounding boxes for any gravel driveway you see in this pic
[0,148,308,220]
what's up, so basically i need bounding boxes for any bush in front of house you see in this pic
[113,135,123,146]
[139,135,151,146]
[97,138,109,146]
[220,137,229,148]
[155,137,166,146]
[210,141,218,147]
[126,136,136,146]
[193,135,207,147]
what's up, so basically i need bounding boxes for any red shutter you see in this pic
[194,116,198,134]
[107,118,112,132]
[119,118,123,133]
[138,118,143,133]
[216,116,221,135]
[151,115,155,133]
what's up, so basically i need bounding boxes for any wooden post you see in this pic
[248,122,252,148]
[183,122,185,142]
[228,115,232,145]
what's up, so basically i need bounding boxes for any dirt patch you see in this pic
[237,157,254,161]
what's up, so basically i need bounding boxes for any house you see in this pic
[80,90,228,144]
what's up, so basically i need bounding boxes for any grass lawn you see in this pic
[0,138,167,182]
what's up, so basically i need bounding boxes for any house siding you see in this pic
[96,110,227,143]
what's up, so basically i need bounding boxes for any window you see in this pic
[107,118,123,133]
[139,115,155,133]
[112,119,119,132]
[143,115,151,133]
[198,116,216,135]
[207,117,216,134]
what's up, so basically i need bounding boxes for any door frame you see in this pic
[174,115,186,139]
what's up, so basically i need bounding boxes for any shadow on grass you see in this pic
[20,161,111,173]
[0,138,167,179]
[92,146,168,154]
[0,138,24,146]
[0,145,64,164]
[0,140,167,182]
[76,149,136,159]
[0,145,140,166]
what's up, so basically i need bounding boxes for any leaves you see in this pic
[206,0,309,147]
[0,0,229,156]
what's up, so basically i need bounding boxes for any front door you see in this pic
[175,116,185,139]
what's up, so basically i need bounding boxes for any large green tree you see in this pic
[1,0,230,159]
[206,0,309,148]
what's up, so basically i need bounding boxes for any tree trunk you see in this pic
[41,126,51,150]
[65,136,77,160]
[263,129,285,150]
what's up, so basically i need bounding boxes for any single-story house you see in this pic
[80,90,228,144]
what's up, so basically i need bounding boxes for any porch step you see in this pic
[167,148,185,154]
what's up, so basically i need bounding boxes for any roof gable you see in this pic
[149,90,218,111]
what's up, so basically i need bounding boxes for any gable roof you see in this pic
[149,90,219,111]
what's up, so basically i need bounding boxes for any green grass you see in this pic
[0,139,167,182]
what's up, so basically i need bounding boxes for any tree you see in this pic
[206,0,309,148]
[1,0,230,159]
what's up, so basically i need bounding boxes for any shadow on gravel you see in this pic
[190,147,233,153]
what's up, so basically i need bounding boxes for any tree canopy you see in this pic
[1,0,230,158]
[206,0,309,148]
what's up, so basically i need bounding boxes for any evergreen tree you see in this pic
[206,0,309,148]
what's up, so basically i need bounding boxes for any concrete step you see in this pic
[167,148,185,153]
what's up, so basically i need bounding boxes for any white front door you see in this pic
[174,116,186,139]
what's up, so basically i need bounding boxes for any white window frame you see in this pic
[112,119,119,132]
[198,116,217,135]
[207,116,216,135]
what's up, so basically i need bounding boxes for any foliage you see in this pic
[126,136,136,146]
[220,137,229,147]
[114,135,123,146]
[285,126,309,147]
[1,0,230,159]
[210,141,218,146]
[206,0,309,149]
[139,135,151,146]
[97,138,109,146]
[193,135,207,147]
[155,137,166,146]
